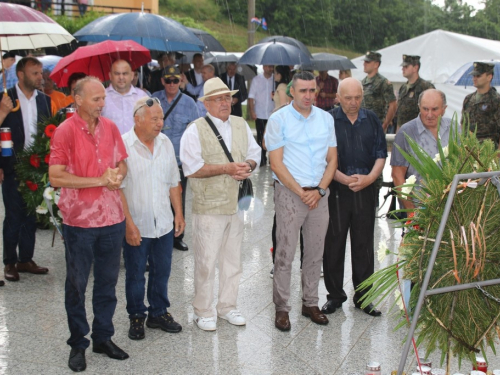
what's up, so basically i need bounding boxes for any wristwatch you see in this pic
[316,187,326,197]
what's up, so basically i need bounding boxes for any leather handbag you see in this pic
[204,116,254,211]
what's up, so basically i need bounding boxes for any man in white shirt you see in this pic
[248,65,274,166]
[102,60,148,134]
[120,96,185,341]
[180,77,261,331]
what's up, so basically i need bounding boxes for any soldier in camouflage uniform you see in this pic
[361,51,397,131]
[397,55,435,128]
[461,62,500,148]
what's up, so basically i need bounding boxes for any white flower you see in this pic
[433,153,441,164]
[401,175,416,196]
[57,210,64,219]
[442,145,449,158]
[394,289,405,311]
[36,205,48,214]
[489,160,498,170]
[43,187,54,200]
[377,241,389,263]
[54,191,60,205]
[50,217,60,226]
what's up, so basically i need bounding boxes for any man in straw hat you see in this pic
[180,77,261,331]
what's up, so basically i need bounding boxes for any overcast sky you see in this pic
[432,0,485,10]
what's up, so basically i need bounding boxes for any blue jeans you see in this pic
[123,230,174,319]
[2,174,37,265]
[63,221,125,349]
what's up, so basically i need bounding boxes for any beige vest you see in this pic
[190,116,248,215]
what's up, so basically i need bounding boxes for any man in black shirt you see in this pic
[322,77,387,317]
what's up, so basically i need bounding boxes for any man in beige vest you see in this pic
[180,77,261,331]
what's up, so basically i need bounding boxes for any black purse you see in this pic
[204,116,254,211]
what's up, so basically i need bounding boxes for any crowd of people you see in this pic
[0,49,498,372]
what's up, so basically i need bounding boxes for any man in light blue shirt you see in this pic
[152,66,199,251]
[264,71,338,332]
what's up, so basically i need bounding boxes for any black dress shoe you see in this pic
[321,300,343,314]
[68,348,86,372]
[0,280,4,287]
[173,239,188,251]
[354,298,382,317]
[92,340,129,360]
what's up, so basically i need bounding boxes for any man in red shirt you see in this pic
[315,70,339,111]
[49,77,129,372]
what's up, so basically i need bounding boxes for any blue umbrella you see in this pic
[74,13,204,53]
[445,60,500,87]
[238,41,312,66]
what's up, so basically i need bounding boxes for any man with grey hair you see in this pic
[265,71,338,331]
[49,76,129,372]
[120,96,185,341]
[391,89,455,209]
[322,77,387,317]
[220,62,248,117]
[183,64,215,117]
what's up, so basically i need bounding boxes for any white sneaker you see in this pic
[219,310,246,326]
[193,313,217,331]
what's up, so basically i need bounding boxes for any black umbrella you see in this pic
[239,41,312,66]
[187,27,226,52]
[300,52,357,71]
[257,35,312,58]
[204,54,257,80]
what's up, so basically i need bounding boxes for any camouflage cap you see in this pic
[162,65,181,79]
[363,51,381,62]
[401,55,420,67]
[469,62,494,76]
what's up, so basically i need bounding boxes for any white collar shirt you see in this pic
[16,84,38,148]
[248,73,274,120]
[102,85,148,135]
[179,113,261,177]
[121,129,180,238]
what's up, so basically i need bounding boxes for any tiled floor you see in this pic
[0,163,499,374]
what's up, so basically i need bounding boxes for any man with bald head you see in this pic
[50,76,129,372]
[322,77,387,317]
[220,62,248,117]
[102,59,148,134]
[392,89,455,209]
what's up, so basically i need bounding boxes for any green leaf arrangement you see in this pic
[359,116,500,371]
[15,113,65,228]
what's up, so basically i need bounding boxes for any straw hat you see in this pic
[198,77,238,102]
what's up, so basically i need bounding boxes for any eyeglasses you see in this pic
[208,95,232,103]
[164,78,180,85]
[133,97,161,116]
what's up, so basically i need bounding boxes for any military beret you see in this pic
[162,65,181,79]
[363,51,381,62]
[469,62,494,76]
[401,55,420,67]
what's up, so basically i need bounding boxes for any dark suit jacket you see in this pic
[220,72,248,117]
[0,87,52,175]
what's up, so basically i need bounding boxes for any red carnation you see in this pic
[44,124,57,138]
[26,180,38,191]
[30,154,41,168]
[44,153,50,164]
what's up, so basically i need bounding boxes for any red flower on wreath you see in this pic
[26,180,38,191]
[44,124,57,138]
[30,154,41,168]
[44,153,50,164]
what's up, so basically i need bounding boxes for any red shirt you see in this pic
[315,74,339,110]
[50,112,128,228]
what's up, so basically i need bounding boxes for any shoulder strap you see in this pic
[204,116,234,163]
[164,93,182,121]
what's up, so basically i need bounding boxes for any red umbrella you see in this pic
[50,40,151,87]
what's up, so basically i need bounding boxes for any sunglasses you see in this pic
[164,78,180,84]
[133,97,161,116]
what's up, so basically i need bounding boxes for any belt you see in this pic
[302,186,317,191]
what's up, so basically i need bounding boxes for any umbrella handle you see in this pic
[3,91,20,112]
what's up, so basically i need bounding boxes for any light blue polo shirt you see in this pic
[265,102,337,187]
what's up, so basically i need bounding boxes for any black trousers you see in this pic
[2,173,37,265]
[255,118,267,165]
[323,181,376,303]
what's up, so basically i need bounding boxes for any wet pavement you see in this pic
[1,163,499,374]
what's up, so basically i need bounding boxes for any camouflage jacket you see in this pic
[462,87,500,145]
[361,73,396,123]
[396,77,435,127]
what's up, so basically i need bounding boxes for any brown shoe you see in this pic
[302,305,329,325]
[275,311,291,331]
[4,264,19,281]
[16,261,48,274]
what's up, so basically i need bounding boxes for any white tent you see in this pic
[348,29,500,117]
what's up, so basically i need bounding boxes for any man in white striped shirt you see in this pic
[119,97,185,340]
